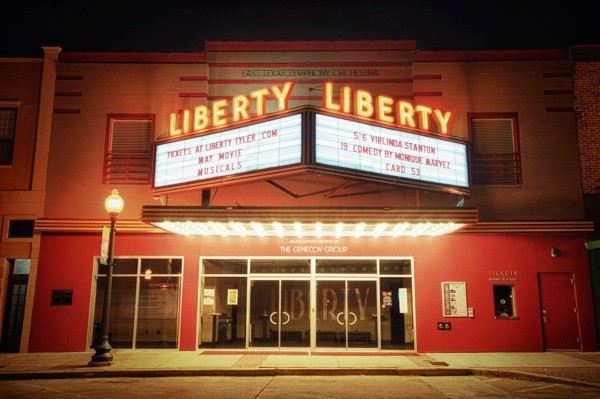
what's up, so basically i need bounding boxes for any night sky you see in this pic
[2,1,599,57]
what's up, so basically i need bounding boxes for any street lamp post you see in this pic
[89,189,124,366]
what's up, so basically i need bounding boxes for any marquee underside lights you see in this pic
[141,206,479,238]
[153,220,465,237]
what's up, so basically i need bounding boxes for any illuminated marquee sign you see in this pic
[168,82,452,137]
[154,114,302,188]
[315,114,469,189]
[158,83,469,193]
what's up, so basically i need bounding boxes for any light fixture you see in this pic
[154,220,465,237]
[90,189,124,366]
[143,206,477,238]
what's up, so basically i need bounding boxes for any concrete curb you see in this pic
[1,366,599,388]
[0,367,467,380]
[472,368,600,389]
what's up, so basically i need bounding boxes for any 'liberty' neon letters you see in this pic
[169,81,452,136]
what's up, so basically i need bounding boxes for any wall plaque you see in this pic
[51,290,73,306]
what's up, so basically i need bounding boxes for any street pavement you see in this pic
[1,349,600,389]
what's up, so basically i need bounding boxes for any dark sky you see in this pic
[2,1,599,57]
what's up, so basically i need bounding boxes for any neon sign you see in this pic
[169,82,294,136]
[168,82,453,137]
[322,82,451,134]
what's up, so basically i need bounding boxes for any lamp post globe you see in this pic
[89,189,123,366]
[105,189,124,215]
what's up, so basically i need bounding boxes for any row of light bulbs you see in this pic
[155,220,464,237]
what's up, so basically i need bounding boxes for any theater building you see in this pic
[1,41,598,353]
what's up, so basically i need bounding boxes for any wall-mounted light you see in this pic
[551,248,560,258]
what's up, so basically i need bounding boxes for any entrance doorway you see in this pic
[539,272,580,350]
[1,259,29,353]
[249,279,310,348]
[198,257,414,352]
[315,279,377,349]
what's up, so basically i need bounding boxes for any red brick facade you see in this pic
[571,47,600,194]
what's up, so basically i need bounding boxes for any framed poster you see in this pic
[382,291,392,308]
[227,289,238,305]
[203,288,215,306]
[442,282,467,317]
[398,288,408,314]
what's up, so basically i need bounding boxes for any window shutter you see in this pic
[104,119,152,184]
[471,118,522,185]
[471,119,514,154]
[112,120,151,153]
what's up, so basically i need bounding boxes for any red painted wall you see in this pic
[30,232,596,352]
[30,233,201,352]
[412,234,595,352]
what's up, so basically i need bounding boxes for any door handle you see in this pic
[270,311,291,325]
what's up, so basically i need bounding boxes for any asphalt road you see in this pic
[1,375,600,398]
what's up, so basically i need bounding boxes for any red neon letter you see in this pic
[434,110,451,134]
[169,112,182,136]
[376,95,394,123]
[250,88,270,116]
[232,95,250,122]
[323,82,340,111]
[354,90,373,118]
[414,105,432,131]
[397,101,416,128]
[271,82,294,111]
[194,105,209,131]
[212,99,228,127]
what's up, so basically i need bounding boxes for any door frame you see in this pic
[314,276,379,351]
[538,272,580,351]
[247,276,311,350]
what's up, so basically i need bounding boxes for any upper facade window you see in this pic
[103,114,153,184]
[0,107,17,166]
[469,113,522,185]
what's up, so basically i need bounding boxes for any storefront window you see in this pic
[200,276,247,348]
[316,259,376,274]
[251,259,310,274]
[199,257,413,351]
[380,277,414,350]
[92,257,182,349]
[380,259,412,275]
[493,284,515,318]
[203,259,247,274]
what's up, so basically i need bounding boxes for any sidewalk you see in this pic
[1,349,600,388]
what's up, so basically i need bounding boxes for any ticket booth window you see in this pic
[493,285,515,318]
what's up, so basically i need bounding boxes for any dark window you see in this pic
[103,115,153,184]
[470,114,522,185]
[493,285,515,318]
[8,220,34,238]
[0,108,17,165]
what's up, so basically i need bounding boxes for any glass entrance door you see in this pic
[250,279,310,349]
[316,279,378,349]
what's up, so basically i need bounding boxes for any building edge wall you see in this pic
[20,47,61,352]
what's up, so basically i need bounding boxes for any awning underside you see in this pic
[140,206,479,237]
